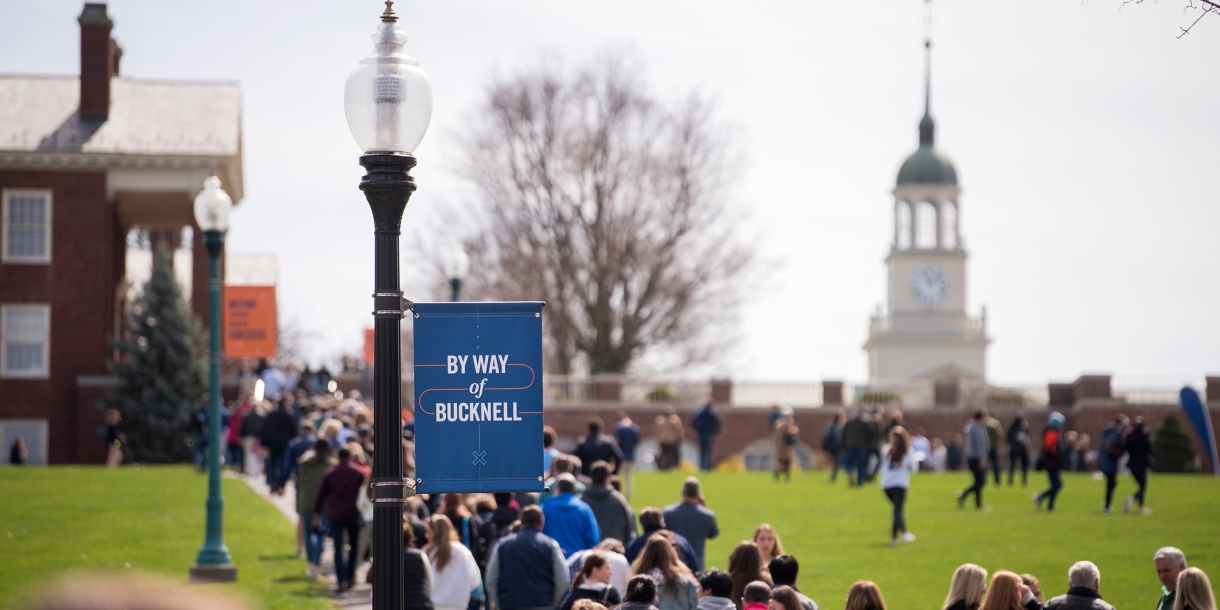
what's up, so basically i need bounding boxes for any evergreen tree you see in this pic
[1152,412,1197,473]
[104,243,207,463]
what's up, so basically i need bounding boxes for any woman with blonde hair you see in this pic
[729,541,773,610]
[631,536,698,610]
[844,581,887,610]
[1174,568,1217,610]
[943,564,988,610]
[753,524,785,567]
[978,572,1024,610]
[424,515,482,610]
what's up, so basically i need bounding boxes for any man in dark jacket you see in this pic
[260,401,297,493]
[279,421,317,491]
[1043,561,1116,610]
[486,505,570,610]
[1096,414,1129,514]
[841,408,873,487]
[624,507,701,572]
[403,524,435,610]
[476,492,520,570]
[692,401,722,471]
[313,448,368,592]
[581,461,636,544]
[573,418,625,476]
[1123,417,1154,514]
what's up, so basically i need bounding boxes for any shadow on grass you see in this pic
[258,554,298,561]
[275,575,319,583]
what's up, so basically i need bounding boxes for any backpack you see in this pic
[821,424,842,453]
[1104,430,1125,460]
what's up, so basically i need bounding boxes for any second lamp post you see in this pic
[443,243,469,301]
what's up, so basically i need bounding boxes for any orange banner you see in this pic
[223,286,277,359]
[363,328,375,364]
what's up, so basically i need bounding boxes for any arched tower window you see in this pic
[915,201,937,249]
[896,201,912,250]
[940,201,957,250]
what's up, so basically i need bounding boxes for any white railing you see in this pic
[868,314,987,340]
[1111,374,1206,405]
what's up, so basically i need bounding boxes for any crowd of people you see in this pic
[819,407,1160,518]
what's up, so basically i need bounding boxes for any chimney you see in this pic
[79,3,115,120]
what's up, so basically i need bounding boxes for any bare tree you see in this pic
[1114,0,1220,37]
[455,51,754,375]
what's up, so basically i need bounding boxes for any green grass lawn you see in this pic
[0,466,331,610]
[630,470,1220,610]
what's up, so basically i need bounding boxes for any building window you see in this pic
[2,189,52,263]
[896,201,912,250]
[941,201,957,250]
[915,201,938,249]
[1,304,50,378]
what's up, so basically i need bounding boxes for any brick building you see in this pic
[0,3,243,464]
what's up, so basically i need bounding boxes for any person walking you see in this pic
[485,505,570,610]
[880,426,919,546]
[260,399,297,494]
[103,409,124,468]
[615,411,642,499]
[692,400,722,472]
[766,556,819,610]
[866,409,885,482]
[1034,412,1066,512]
[698,569,738,610]
[476,492,520,572]
[1173,568,1215,610]
[560,552,623,610]
[773,415,799,482]
[957,411,990,510]
[623,575,663,610]
[742,582,772,610]
[567,539,633,599]
[841,408,873,487]
[663,477,719,569]
[239,400,266,477]
[298,439,337,578]
[821,412,845,482]
[544,426,562,477]
[425,514,484,610]
[1043,561,1116,610]
[631,536,699,610]
[313,447,368,593]
[1155,547,1189,610]
[574,418,625,477]
[656,410,686,471]
[439,493,482,553]
[225,397,249,473]
[942,564,988,610]
[728,542,772,610]
[1124,417,1154,514]
[978,571,1029,610]
[984,413,1004,486]
[582,461,637,544]
[1007,414,1032,487]
[624,508,701,572]
[542,474,602,557]
[1096,414,1129,514]
[402,524,436,610]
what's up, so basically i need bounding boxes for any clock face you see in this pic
[910,264,950,306]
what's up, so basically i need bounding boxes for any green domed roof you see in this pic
[897,145,957,186]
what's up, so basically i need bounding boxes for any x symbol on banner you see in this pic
[472,451,487,466]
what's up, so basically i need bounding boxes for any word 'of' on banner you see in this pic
[413,301,545,494]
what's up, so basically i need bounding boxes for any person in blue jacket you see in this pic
[542,474,602,557]
[692,400,722,472]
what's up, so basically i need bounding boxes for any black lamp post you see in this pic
[189,174,237,583]
[443,243,469,302]
[343,2,432,607]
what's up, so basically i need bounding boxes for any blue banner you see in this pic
[413,302,546,493]
[1180,387,1218,476]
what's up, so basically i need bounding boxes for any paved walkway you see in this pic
[236,472,372,609]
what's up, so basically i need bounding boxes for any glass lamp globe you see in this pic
[443,243,470,280]
[344,2,433,154]
[193,175,232,232]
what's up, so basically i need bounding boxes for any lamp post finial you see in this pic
[381,0,397,22]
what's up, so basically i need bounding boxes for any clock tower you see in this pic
[863,40,990,383]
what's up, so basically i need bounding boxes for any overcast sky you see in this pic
[2,0,1217,385]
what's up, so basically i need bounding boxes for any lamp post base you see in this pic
[189,563,238,583]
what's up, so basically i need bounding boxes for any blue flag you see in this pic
[1180,387,1218,476]
[413,302,546,493]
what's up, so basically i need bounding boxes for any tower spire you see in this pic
[918,4,935,147]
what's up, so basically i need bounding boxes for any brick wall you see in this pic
[0,170,122,463]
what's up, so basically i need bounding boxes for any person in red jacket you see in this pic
[313,447,369,592]
[1033,412,1066,512]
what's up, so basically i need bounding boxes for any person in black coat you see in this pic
[1123,417,1154,514]
[573,417,625,476]
[259,403,297,493]
[402,522,435,610]
[692,401,722,472]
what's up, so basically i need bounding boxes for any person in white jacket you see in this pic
[426,514,484,610]
[880,426,921,546]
